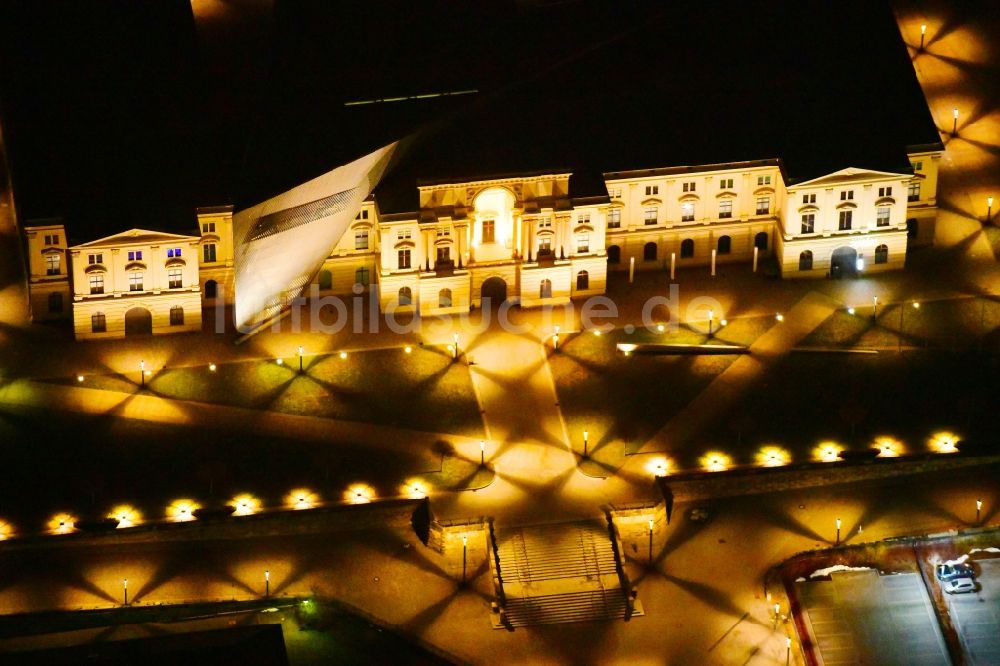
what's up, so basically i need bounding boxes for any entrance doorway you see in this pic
[830,246,858,279]
[480,276,507,309]
[124,307,153,336]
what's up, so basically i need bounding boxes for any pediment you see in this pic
[795,167,910,188]
[72,228,198,249]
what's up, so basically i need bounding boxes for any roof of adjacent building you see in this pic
[0,0,941,238]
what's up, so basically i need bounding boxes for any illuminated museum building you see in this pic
[23,147,940,337]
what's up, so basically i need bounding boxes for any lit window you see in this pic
[88,253,103,265]
[129,271,144,292]
[354,230,370,250]
[91,312,106,333]
[537,237,552,254]
[801,213,815,234]
[439,288,452,308]
[482,219,495,243]
[576,233,589,254]
[682,182,696,193]
[876,207,891,227]
[802,193,816,204]
[398,286,412,305]
[540,279,553,298]
[757,175,771,186]
[681,203,694,222]
[89,274,104,294]
[398,248,411,269]
[166,247,182,258]
[755,196,770,215]
[719,178,734,189]
[908,182,921,201]
[127,250,143,261]
[169,306,184,326]
[168,268,182,289]
[838,210,853,230]
[578,212,591,225]
[718,200,733,219]
[645,185,659,196]
[645,207,658,225]
[203,243,217,263]
[607,208,621,229]
[45,254,61,275]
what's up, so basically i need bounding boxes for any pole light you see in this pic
[872,296,878,320]
[836,518,842,545]
[786,636,792,666]
[553,325,560,350]
[708,309,714,336]
[977,499,983,524]
[139,360,145,387]
[298,346,304,372]
[899,301,920,352]
[265,569,270,597]
[123,578,128,606]
[920,23,926,50]
[953,108,959,135]
[479,440,485,466]
[773,602,781,629]
[648,519,654,563]
[453,333,459,360]
[583,429,589,458]
[462,536,468,584]
[988,196,994,222]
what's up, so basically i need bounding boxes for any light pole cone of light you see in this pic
[479,440,485,466]
[920,23,926,50]
[583,429,589,458]
[988,196,993,222]
[453,333,459,360]
[123,578,128,606]
[139,360,145,387]
[708,309,714,336]
[265,569,270,598]
[952,107,959,135]
[872,296,878,321]
[836,518,842,545]
[298,346,304,372]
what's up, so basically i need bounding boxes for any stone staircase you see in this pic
[491,520,635,627]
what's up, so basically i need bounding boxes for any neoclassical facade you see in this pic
[22,148,940,337]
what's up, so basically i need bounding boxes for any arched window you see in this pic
[318,270,333,290]
[48,292,63,313]
[398,286,412,305]
[754,232,768,251]
[169,306,184,326]
[540,279,553,299]
[875,244,889,264]
[643,242,657,261]
[680,238,694,258]
[576,270,589,291]
[439,288,452,308]
[608,245,621,264]
[204,279,218,299]
[717,235,731,255]
[799,250,813,271]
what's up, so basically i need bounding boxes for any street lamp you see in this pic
[786,636,792,666]
[920,23,926,50]
[583,429,589,458]
[462,536,468,584]
[648,519,654,564]
[708,309,714,336]
[453,333,459,360]
[977,499,983,524]
[899,301,920,352]
[836,518,842,545]
[265,569,270,597]
[953,107,959,135]
[139,360,145,387]
[123,578,128,606]
[872,296,878,320]
[988,196,994,222]
[479,440,485,466]
[298,346,304,372]
[773,602,781,630]
[553,324,560,350]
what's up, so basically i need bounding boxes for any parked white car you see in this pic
[944,578,978,594]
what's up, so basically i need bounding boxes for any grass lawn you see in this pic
[51,346,484,438]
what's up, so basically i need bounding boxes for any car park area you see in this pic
[945,558,1000,666]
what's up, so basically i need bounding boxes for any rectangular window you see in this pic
[802,193,816,204]
[170,307,184,326]
[436,246,450,263]
[681,203,695,222]
[88,253,103,265]
[755,196,770,215]
[876,206,891,227]
[644,185,659,196]
[644,207,658,225]
[801,213,815,234]
[354,230,369,250]
[538,237,552,254]
[397,229,412,240]
[44,234,59,245]
[355,267,370,286]
[577,212,591,225]
[203,243,217,263]
[127,250,143,261]
[576,233,589,254]
[757,175,771,186]
[168,268,183,289]
[682,182,696,193]
[838,210,853,231]
[537,217,552,229]
[718,200,733,219]
[878,186,893,197]
[89,274,104,294]
[398,248,411,269]
[482,219,495,243]
[912,161,923,171]
[436,226,451,237]
[355,209,369,220]
[840,190,854,201]
[908,183,921,201]
[166,247,182,258]
[202,221,216,233]
[45,254,60,275]
[607,208,621,229]
[608,187,622,198]
[719,178,734,190]
[129,271,144,292]
[91,313,106,333]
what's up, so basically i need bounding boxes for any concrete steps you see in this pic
[504,588,629,627]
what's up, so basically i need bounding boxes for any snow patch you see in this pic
[944,553,969,566]
[970,547,1000,555]
[808,565,873,579]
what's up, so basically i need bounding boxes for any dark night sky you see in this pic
[0,0,940,239]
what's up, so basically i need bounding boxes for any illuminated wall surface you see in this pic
[233,142,398,330]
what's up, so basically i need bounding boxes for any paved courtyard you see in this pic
[946,558,1000,666]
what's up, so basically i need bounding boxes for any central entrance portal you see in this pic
[480,276,507,309]
[830,246,858,279]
